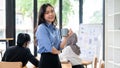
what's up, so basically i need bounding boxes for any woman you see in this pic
[35,3,73,68]
[59,33,92,68]
[2,33,39,67]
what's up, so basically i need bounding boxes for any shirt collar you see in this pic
[45,22,55,29]
[45,22,52,27]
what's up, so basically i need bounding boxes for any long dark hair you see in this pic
[17,33,31,47]
[37,3,57,26]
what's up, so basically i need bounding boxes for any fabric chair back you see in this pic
[0,62,22,68]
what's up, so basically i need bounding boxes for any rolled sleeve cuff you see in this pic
[58,41,63,50]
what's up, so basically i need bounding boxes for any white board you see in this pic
[77,24,103,61]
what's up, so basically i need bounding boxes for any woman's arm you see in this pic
[60,29,73,49]
[60,37,68,49]
[27,48,39,67]
[51,29,73,54]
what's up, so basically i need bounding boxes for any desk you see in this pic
[82,61,92,68]
[0,38,14,49]
[24,61,72,68]
[61,61,72,68]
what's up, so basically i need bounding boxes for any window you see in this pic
[0,0,5,38]
[62,0,79,33]
[16,0,34,54]
[0,0,6,50]
[83,0,103,24]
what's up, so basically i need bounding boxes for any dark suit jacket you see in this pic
[2,46,39,67]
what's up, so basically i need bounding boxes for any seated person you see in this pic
[2,33,39,67]
[59,33,92,68]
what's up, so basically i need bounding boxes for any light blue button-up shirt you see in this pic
[35,23,61,53]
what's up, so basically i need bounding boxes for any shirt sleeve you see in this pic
[36,25,53,52]
[26,48,39,67]
[57,29,62,50]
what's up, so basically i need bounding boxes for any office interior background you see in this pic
[0,0,120,68]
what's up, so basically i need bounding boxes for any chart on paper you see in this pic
[77,24,103,61]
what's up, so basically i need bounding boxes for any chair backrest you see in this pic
[0,62,22,68]
[99,60,104,68]
[93,56,98,68]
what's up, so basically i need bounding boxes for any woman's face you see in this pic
[44,6,55,23]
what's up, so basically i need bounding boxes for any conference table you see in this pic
[61,61,72,68]
[25,61,72,68]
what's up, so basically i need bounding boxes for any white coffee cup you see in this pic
[61,28,69,37]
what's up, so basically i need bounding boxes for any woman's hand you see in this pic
[60,28,73,49]
[63,28,73,39]
[52,47,61,54]
[67,28,73,38]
